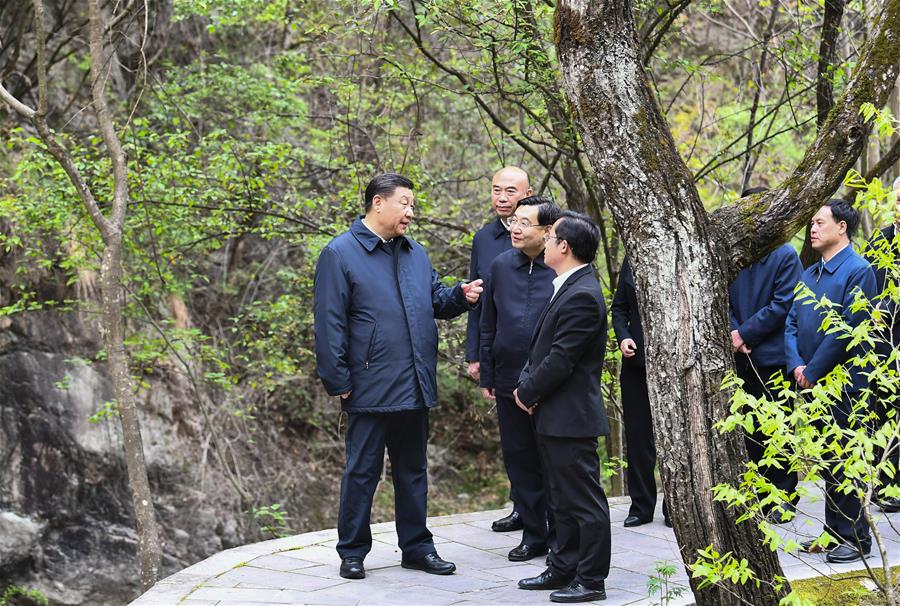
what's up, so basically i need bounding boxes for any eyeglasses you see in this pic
[509,217,543,229]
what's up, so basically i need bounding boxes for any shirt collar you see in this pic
[816,243,854,278]
[552,263,589,295]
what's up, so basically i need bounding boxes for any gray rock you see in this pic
[0,511,43,567]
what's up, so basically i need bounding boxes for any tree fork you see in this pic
[554,0,900,604]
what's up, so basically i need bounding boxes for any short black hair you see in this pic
[824,198,859,238]
[364,173,414,212]
[554,210,600,264]
[516,195,561,226]
[741,186,768,197]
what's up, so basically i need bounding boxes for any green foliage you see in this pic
[647,560,687,606]
[699,170,900,602]
[251,503,292,538]
[0,586,49,606]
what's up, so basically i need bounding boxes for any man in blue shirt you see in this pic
[785,198,877,564]
[467,166,532,532]
[314,173,483,580]
[480,196,559,561]
[729,187,803,523]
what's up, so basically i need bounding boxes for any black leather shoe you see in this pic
[664,517,673,528]
[339,557,365,579]
[492,510,523,532]
[879,497,900,513]
[401,552,456,575]
[623,515,650,527]
[518,568,573,590]
[509,543,549,562]
[799,538,835,554]
[550,581,607,603]
[825,544,871,564]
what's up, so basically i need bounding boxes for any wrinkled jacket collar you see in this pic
[489,216,508,240]
[513,249,547,269]
[350,217,410,253]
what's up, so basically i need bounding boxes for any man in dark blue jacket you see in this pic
[466,165,532,532]
[785,199,876,564]
[729,187,803,522]
[479,196,559,561]
[862,175,900,514]
[314,173,483,580]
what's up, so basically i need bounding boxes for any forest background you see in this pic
[0,0,899,604]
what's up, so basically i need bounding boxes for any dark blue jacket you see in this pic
[314,218,470,412]
[729,244,802,368]
[610,257,645,368]
[479,249,555,393]
[466,218,511,361]
[863,224,900,355]
[784,245,876,392]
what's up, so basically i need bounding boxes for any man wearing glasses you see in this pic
[514,211,611,603]
[467,166,533,533]
[479,196,560,562]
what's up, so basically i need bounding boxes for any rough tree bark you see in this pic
[0,0,162,591]
[554,1,900,604]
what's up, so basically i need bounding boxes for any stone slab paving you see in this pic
[132,494,899,606]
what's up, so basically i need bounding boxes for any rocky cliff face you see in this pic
[0,312,250,605]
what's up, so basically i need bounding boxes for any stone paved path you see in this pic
[132,494,898,605]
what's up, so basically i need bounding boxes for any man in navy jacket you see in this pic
[862,175,900,514]
[785,198,876,564]
[314,173,483,580]
[729,188,803,522]
[479,196,559,561]
[466,166,532,532]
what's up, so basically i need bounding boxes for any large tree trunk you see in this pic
[554,1,900,604]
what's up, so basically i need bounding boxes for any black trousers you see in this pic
[734,360,799,504]
[621,363,660,521]
[496,392,549,546]
[336,409,435,560]
[538,434,610,589]
[821,394,871,548]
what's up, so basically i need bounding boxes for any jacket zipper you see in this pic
[365,325,376,369]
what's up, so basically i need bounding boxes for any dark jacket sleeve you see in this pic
[465,237,481,361]
[610,283,632,344]
[736,251,802,347]
[804,265,877,383]
[517,290,601,405]
[432,268,470,320]
[784,294,804,374]
[313,246,353,396]
[478,268,497,388]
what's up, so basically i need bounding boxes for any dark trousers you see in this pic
[336,409,435,560]
[621,363,662,521]
[538,434,610,589]
[496,392,549,546]
[735,361,799,504]
[821,394,871,548]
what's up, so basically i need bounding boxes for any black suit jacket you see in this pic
[517,265,610,438]
[610,257,645,368]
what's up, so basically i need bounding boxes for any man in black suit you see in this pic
[514,211,610,603]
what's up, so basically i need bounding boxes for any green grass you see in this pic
[791,565,899,606]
